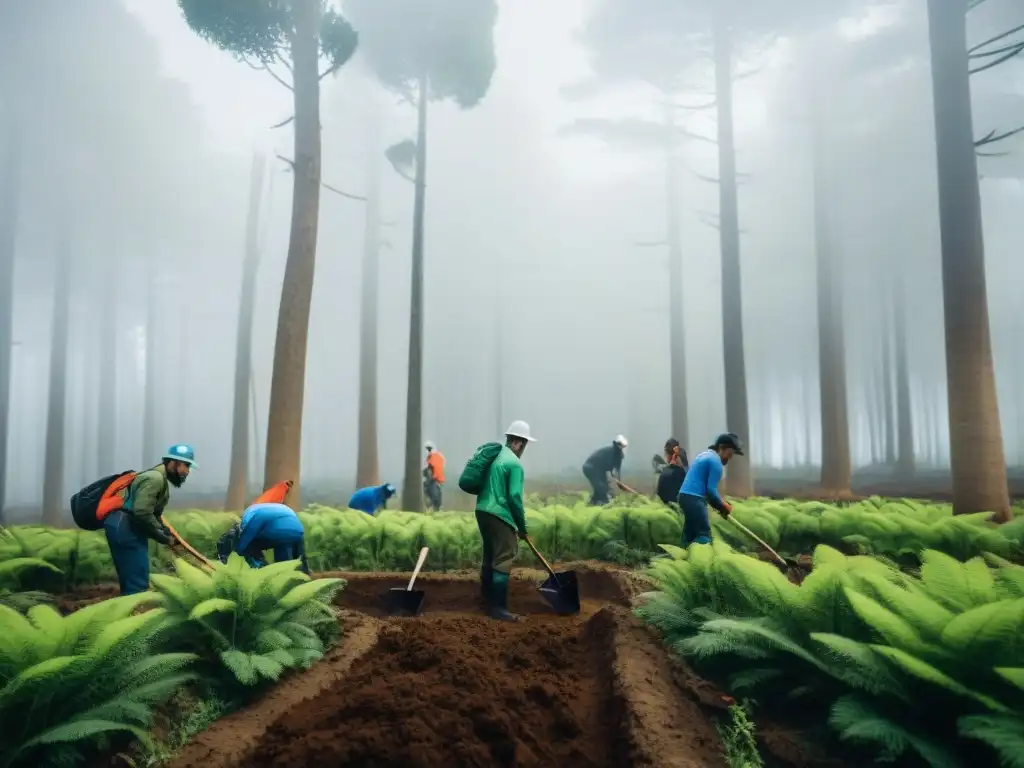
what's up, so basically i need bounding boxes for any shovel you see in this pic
[523,536,580,615]
[163,521,216,572]
[387,546,430,616]
[728,517,805,583]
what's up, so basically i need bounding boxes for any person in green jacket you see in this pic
[476,420,535,621]
[103,444,196,595]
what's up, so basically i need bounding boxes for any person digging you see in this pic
[678,433,745,546]
[103,444,195,595]
[476,420,535,622]
[582,434,628,505]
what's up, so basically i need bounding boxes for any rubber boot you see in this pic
[479,564,493,611]
[488,571,518,622]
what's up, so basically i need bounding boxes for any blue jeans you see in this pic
[243,534,309,573]
[679,494,712,547]
[103,510,151,595]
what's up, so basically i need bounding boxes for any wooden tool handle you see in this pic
[163,521,216,571]
[523,536,557,580]
[729,518,788,568]
[616,480,642,495]
[407,547,430,591]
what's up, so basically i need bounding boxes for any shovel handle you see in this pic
[728,517,788,569]
[615,480,642,496]
[523,536,560,583]
[407,547,430,591]
[163,521,216,572]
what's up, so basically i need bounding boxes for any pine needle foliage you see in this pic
[0,594,196,768]
[638,542,1024,767]
[148,554,344,691]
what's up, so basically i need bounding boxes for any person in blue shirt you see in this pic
[678,433,745,546]
[348,483,396,515]
[218,502,309,573]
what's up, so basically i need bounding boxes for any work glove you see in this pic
[720,502,733,518]
[517,528,528,540]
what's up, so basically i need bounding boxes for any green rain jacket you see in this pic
[475,445,527,535]
[119,464,172,543]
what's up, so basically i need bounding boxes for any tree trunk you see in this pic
[812,103,851,493]
[141,262,159,466]
[263,0,323,510]
[42,223,72,525]
[881,288,896,465]
[713,11,752,497]
[0,121,18,523]
[355,141,382,489]
[926,0,1010,519]
[97,254,117,469]
[401,74,429,513]
[665,109,689,449]
[226,152,265,510]
[893,276,915,476]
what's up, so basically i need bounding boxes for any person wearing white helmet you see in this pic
[422,441,446,511]
[474,420,535,621]
[582,435,628,506]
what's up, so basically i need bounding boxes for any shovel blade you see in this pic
[387,587,426,616]
[538,570,580,615]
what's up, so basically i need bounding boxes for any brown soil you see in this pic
[170,611,380,768]
[55,584,119,614]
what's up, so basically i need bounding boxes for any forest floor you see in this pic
[97,563,845,768]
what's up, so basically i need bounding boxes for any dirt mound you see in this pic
[246,609,690,767]
[334,569,629,617]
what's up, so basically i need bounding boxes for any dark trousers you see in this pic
[424,480,443,510]
[584,465,610,505]
[476,510,519,609]
[243,535,309,574]
[679,494,712,547]
[103,510,150,595]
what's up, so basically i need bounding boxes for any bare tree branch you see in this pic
[270,115,295,129]
[672,97,717,111]
[969,43,1024,75]
[244,55,294,91]
[276,154,367,199]
[968,21,1024,54]
[322,182,366,201]
[975,124,1024,148]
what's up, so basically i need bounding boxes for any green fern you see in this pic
[147,554,344,690]
[0,597,197,768]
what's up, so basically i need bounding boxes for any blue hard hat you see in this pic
[163,443,197,468]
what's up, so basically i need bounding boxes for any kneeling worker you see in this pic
[348,482,397,516]
[678,433,744,546]
[229,502,309,573]
[477,420,534,622]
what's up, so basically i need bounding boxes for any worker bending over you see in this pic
[582,435,627,505]
[221,502,309,573]
[678,433,744,546]
[477,420,534,622]
[104,444,195,595]
[348,482,396,515]
[423,441,445,511]
[656,438,689,505]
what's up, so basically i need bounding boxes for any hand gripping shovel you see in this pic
[163,521,216,572]
[523,536,580,615]
[387,546,430,616]
[728,518,805,584]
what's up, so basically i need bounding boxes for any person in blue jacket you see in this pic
[678,433,745,546]
[225,502,309,573]
[348,483,396,515]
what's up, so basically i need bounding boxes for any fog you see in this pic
[1,0,1022,515]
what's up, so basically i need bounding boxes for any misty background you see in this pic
[0,0,1022,514]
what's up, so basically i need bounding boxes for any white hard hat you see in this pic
[614,434,628,447]
[504,420,536,442]
[425,440,435,451]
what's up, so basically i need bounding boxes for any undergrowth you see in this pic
[717,700,764,768]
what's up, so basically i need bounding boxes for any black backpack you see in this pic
[69,471,136,530]
[458,443,503,495]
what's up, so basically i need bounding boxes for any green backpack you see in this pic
[458,442,503,495]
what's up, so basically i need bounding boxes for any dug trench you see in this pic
[170,568,727,768]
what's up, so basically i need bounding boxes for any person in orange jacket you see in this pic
[423,441,446,511]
